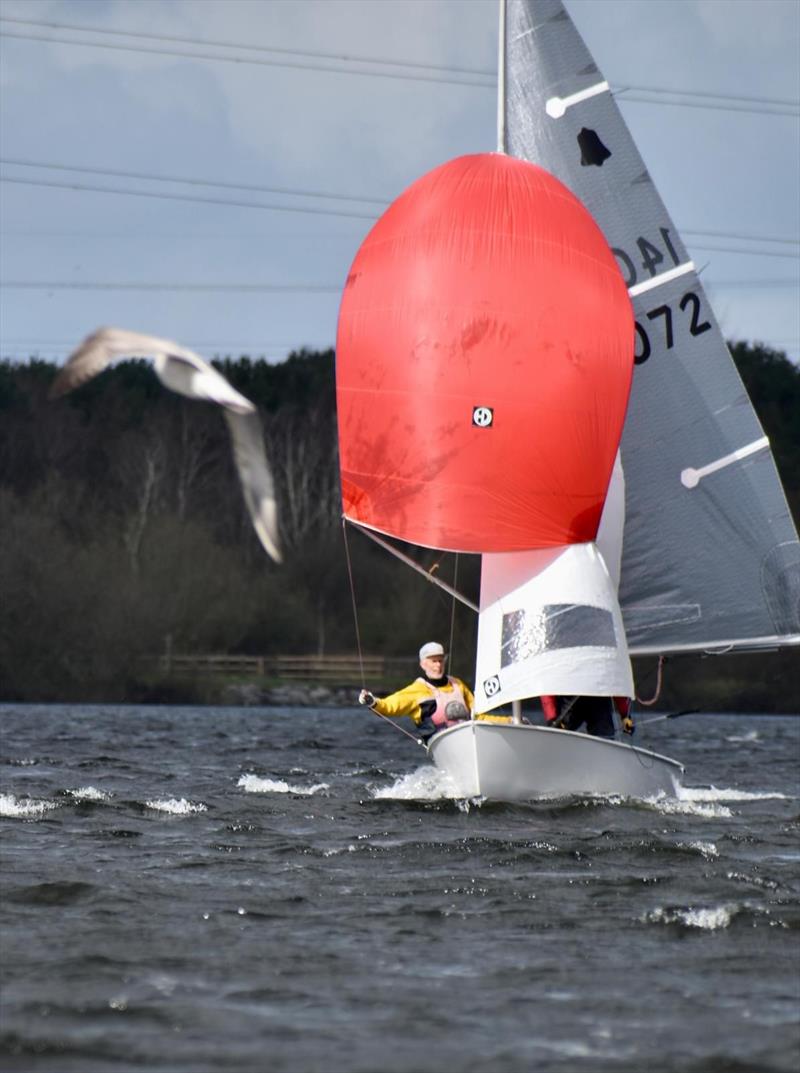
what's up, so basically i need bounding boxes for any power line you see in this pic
[1,336,333,347]
[610,90,797,117]
[0,28,494,91]
[684,229,798,247]
[701,279,799,288]
[0,175,377,221]
[0,281,342,291]
[613,82,799,110]
[3,170,798,259]
[2,278,795,291]
[0,14,491,79]
[688,244,799,260]
[1,17,797,115]
[4,161,799,250]
[0,157,389,207]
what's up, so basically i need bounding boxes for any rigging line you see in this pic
[448,554,459,669]
[341,517,365,689]
[635,654,666,707]
[0,175,378,221]
[3,18,798,111]
[0,157,390,207]
[341,519,424,747]
[348,521,479,613]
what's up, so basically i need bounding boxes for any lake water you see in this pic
[1,705,798,1073]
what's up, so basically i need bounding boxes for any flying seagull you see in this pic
[50,327,282,563]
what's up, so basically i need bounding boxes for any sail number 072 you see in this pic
[634,292,711,364]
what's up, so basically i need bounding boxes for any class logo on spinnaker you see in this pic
[472,406,493,428]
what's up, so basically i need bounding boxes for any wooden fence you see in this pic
[159,653,412,687]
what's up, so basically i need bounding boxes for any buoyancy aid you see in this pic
[417,677,471,728]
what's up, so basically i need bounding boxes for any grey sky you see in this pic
[1,0,798,364]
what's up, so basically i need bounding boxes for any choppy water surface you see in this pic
[1,705,798,1073]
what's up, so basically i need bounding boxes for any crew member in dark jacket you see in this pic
[541,695,635,738]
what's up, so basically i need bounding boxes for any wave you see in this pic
[644,795,733,818]
[636,783,790,819]
[62,786,112,803]
[372,765,463,802]
[237,774,328,796]
[5,880,96,906]
[679,785,790,803]
[678,840,720,859]
[144,798,208,815]
[0,793,59,819]
[646,903,737,931]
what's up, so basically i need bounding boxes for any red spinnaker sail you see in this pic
[336,153,633,552]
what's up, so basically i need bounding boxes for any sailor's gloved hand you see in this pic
[622,716,635,736]
[358,689,376,707]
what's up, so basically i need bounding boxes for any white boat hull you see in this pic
[428,722,684,801]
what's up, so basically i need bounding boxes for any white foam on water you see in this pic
[372,764,462,801]
[681,840,719,859]
[322,845,357,857]
[65,786,111,802]
[144,797,208,815]
[0,793,59,819]
[647,904,736,930]
[726,730,760,743]
[644,793,733,819]
[237,774,328,796]
[680,785,789,804]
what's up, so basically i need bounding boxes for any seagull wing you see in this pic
[51,326,254,413]
[223,408,282,563]
[53,326,282,563]
[49,327,178,398]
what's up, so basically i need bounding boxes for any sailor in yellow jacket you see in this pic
[358,641,511,739]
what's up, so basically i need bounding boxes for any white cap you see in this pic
[419,642,446,661]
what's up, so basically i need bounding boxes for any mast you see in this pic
[497,0,507,153]
[497,0,524,725]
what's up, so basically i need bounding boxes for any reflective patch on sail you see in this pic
[501,604,616,668]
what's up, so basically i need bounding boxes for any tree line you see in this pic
[0,341,797,711]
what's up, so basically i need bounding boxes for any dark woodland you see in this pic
[0,340,797,711]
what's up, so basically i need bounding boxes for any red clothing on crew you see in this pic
[542,695,630,722]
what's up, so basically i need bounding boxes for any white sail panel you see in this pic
[474,542,634,712]
[595,451,625,592]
